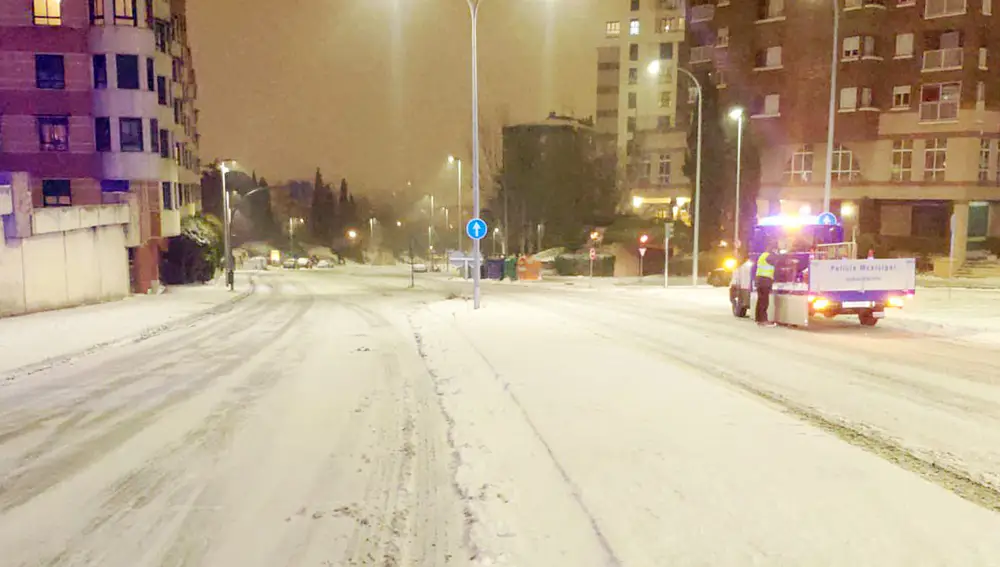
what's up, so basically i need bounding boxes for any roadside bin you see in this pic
[486,258,504,280]
[504,257,518,280]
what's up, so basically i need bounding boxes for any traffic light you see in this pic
[639,234,649,245]
[664,223,674,239]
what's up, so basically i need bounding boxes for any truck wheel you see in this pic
[859,311,879,327]
[732,297,748,318]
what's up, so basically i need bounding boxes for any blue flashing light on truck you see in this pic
[729,213,917,327]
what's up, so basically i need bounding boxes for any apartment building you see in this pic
[0,0,202,313]
[596,0,694,217]
[688,0,1000,260]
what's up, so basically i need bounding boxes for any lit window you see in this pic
[628,67,638,84]
[630,18,640,36]
[37,115,69,152]
[606,21,621,37]
[659,91,671,108]
[924,137,947,181]
[840,87,858,110]
[90,0,105,24]
[33,0,61,26]
[42,180,72,207]
[658,154,671,185]
[114,0,137,26]
[892,85,911,108]
[980,47,988,69]
[977,81,986,111]
[979,139,990,182]
[843,36,861,60]
[717,27,729,47]
[891,140,913,181]
[784,145,813,183]
[895,33,914,57]
[919,82,960,122]
[986,0,993,15]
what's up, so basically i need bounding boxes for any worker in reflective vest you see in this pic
[755,248,777,326]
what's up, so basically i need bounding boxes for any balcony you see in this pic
[689,45,714,63]
[690,4,715,22]
[844,0,887,8]
[31,204,131,236]
[922,47,963,72]
[919,100,959,122]
[924,0,966,18]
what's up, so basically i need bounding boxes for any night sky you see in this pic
[188,0,614,196]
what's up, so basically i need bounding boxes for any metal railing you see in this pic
[922,47,963,71]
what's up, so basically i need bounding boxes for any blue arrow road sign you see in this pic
[817,212,837,226]
[466,218,488,241]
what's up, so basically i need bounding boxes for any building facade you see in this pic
[0,0,202,311]
[596,0,694,217]
[686,0,1000,261]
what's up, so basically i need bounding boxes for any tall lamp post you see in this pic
[823,0,841,213]
[448,155,462,253]
[728,107,745,256]
[676,66,703,287]
[218,161,234,291]
[465,0,483,309]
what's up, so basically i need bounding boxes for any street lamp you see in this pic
[448,155,462,253]
[729,107,745,256]
[464,0,483,309]
[396,220,403,227]
[347,229,358,240]
[675,67,704,288]
[218,160,235,291]
[823,0,841,213]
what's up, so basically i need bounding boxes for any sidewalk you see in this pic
[917,274,1000,289]
[0,273,255,377]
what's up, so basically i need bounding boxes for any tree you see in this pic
[309,168,336,244]
[159,214,224,284]
[683,71,728,253]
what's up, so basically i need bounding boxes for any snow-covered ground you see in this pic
[1,266,999,566]
[0,273,255,377]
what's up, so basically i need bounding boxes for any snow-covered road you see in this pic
[1,267,999,566]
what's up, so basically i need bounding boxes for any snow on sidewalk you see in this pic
[0,273,254,377]
[411,296,1000,567]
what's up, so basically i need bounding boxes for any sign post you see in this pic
[949,212,956,300]
[664,222,674,289]
[466,218,488,298]
[589,247,596,283]
[638,234,649,284]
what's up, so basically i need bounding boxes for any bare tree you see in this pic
[467,105,509,199]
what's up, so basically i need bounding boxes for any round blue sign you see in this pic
[817,212,838,226]
[466,218,488,241]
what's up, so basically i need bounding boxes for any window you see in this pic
[758,0,785,20]
[755,46,782,68]
[159,129,170,158]
[627,116,636,133]
[162,182,174,210]
[145,0,154,27]
[717,27,730,47]
[155,20,169,52]
[891,139,913,181]
[33,0,61,25]
[93,55,108,89]
[659,154,671,185]
[114,0,137,26]
[174,142,182,165]
[157,76,168,104]
[980,47,988,69]
[659,42,673,59]
[784,145,814,183]
[150,118,159,153]
[924,0,967,18]
[760,94,780,115]
[715,68,728,88]
[920,82,960,121]
[893,85,912,108]
[630,19,640,36]
[840,86,858,110]
[659,17,683,32]
[147,58,155,91]
[119,118,144,152]
[631,0,640,10]
[979,139,990,181]
[639,156,651,182]
[37,115,69,151]
[606,21,621,37]
[924,137,947,181]
[895,33,914,57]
[659,90,672,108]
[843,36,861,59]
[101,180,130,194]
[629,43,639,61]
[860,87,874,108]
[95,117,111,152]
[986,0,993,14]
[35,55,65,89]
[977,81,986,111]
[90,0,105,24]
[628,92,637,109]
[42,180,71,207]
[116,55,140,89]
[831,144,861,181]
[657,116,671,130]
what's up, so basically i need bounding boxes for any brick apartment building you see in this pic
[685,0,1000,260]
[0,0,202,315]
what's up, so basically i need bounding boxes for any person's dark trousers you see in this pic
[755,276,773,323]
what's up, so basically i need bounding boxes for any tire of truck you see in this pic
[731,291,748,318]
[859,311,879,326]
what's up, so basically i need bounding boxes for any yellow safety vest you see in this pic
[757,252,775,279]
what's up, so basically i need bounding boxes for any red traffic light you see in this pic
[639,234,649,244]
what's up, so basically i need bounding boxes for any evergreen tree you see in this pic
[683,71,728,252]
[309,168,336,243]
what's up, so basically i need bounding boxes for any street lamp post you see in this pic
[823,0,841,213]
[729,107,745,256]
[449,155,462,253]
[676,67,703,288]
[466,0,483,309]
[219,162,234,291]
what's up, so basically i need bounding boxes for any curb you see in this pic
[1,276,257,383]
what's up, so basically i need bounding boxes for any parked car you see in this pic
[282,259,297,269]
[412,263,428,273]
[708,257,738,287]
[315,259,333,269]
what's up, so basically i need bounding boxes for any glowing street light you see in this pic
[347,229,358,240]
[632,195,645,209]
